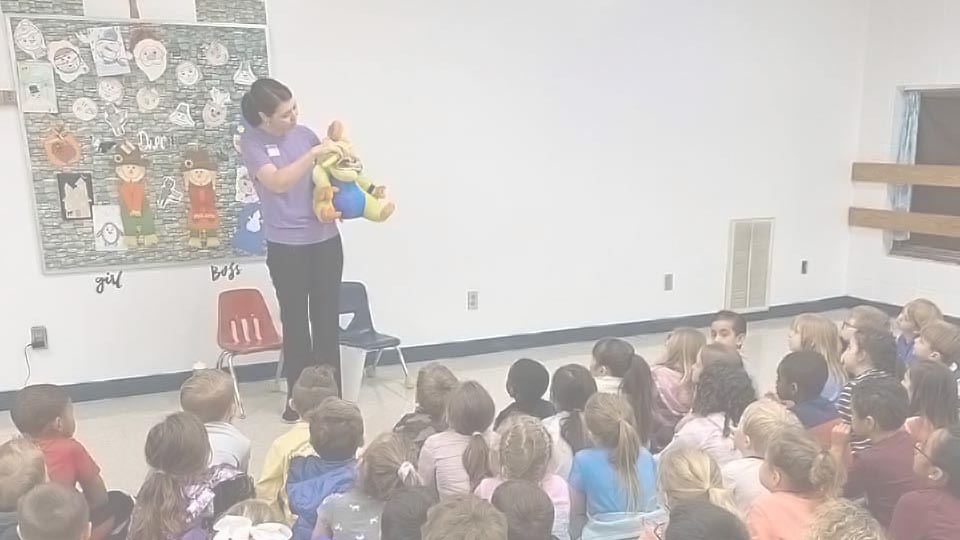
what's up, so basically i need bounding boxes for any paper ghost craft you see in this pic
[43,127,82,168]
[48,40,89,83]
[312,121,395,222]
[14,20,46,60]
[232,203,264,255]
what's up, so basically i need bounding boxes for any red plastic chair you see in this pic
[216,288,283,418]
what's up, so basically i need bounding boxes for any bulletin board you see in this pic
[7,14,270,273]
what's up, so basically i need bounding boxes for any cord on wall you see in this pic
[22,344,33,386]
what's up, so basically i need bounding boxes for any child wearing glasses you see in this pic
[890,425,960,540]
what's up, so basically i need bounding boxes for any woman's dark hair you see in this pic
[550,364,597,454]
[692,363,756,437]
[592,338,655,446]
[663,500,749,540]
[909,359,960,430]
[381,486,438,540]
[933,425,960,497]
[240,78,292,126]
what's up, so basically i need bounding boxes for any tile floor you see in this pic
[0,311,842,495]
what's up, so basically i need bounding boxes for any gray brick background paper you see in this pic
[196,0,266,25]
[0,0,84,16]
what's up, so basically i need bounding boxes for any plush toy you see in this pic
[312,121,395,222]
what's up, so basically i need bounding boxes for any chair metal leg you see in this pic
[396,347,414,389]
[273,350,285,394]
[366,350,384,378]
[216,350,228,370]
[225,353,246,419]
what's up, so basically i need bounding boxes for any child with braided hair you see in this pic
[474,416,569,540]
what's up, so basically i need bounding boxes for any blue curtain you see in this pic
[890,90,920,241]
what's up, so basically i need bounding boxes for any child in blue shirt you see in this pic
[286,398,362,540]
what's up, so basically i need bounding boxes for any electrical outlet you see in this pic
[467,290,479,311]
[664,274,674,291]
[801,260,809,275]
[30,326,48,349]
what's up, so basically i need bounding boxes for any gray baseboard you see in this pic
[0,295,898,410]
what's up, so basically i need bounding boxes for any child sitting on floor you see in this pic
[0,438,46,540]
[807,498,886,540]
[419,381,497,499]
[651,328,706,450]
[286,398,363,540]
[381,486,437,540]
[832,377,925,527]
[710,310,748,351]
[889,425,960,540]
[896,298,943,365]
[314,433,421,540]
[775,351,839,449]
[690,343,743,384]
[788,314,846,401]
[180,369,251,472]
[662,362,756,466]
[17,483,90,540]
[838,328,902,452]
[475,416,569,540]
[723,399,801,511]
[663,500,748,540]
[590,338,657,449]
[543,364,597,479]
[11,384,133,540]
[840,306,891,349]
[257,365,339,520]
[394,363,458,456]
[913,320,960,376]
[904,359,959,445]
[422,496,507,540]
[494,359,556,429]
[491,480,555,540]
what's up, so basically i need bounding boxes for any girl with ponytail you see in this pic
[569,393,658,538]
[315,433,421,540]
[747,427,843,540]
[418,381,496,499]
[640,447,739,540]
[128,412,252,540]
[544,364,597,478]
[591,337,657,448]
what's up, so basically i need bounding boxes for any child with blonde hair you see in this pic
[748,427,843,540]
[642,447,738,540]
[0,438,46,540]
[897,299,943,365]
[808,498,886,540]
[474,416,569,540]
[180,369,251,471]
[652,328,706,450]
[723,399,801,511]
[314,433,421,540]
[395,363,458,456]
[419,381,497,499]
[17,484,90,540]
[789,314,846,401]
[569,393,658,538]
[257,365,339,520]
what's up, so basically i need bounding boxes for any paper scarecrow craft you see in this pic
[313,121,395,222]
[182,147,221,248]
[114,141,158,247]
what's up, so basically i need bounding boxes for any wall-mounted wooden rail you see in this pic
[850,162,960,239]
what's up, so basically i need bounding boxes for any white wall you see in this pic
[850,0,960,314]
[0,0,868,391]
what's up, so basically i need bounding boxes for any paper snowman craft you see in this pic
[115,142,158,247]
[182,147,221,249]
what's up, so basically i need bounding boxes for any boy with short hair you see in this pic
[494,359,556,429]
[423,495,508,540]
[286,397,362,540]
[257,365,339,520]
[0,438,46,540]
[830,377,925,527]
[913,320,960,370]
[180,369,251,471]
[17,483,91,540]
[836,329,901,452]
[10,384,132,540]
[491,480,555,540]
[775,351,840,448]
[710,310,747,351]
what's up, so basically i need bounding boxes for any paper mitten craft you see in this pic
[312,121,395,223]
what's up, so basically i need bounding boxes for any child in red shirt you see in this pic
[890,426,960,540]
[10,385,132,540]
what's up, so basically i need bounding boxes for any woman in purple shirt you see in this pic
[239,79,341,422]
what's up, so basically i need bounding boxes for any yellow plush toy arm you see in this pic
[312,158,341,222]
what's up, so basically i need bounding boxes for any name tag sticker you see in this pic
[265,144,280,157]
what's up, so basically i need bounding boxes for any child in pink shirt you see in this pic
[747,428,842,540]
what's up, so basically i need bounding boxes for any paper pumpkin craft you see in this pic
[182,147,221,248]
[114,141,158,247]
[43,127,82,168]
[14,19,46,60]
[312,121,395,222]
[133,37,168,82]
[57,173,93,220]
[47,40,89,83]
